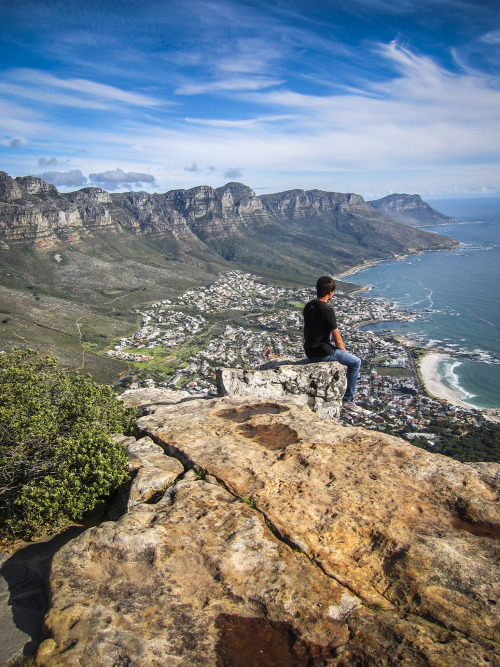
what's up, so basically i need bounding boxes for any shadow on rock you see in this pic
[0,526,87,660]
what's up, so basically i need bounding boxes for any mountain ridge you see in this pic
[368,193,455,227]
[0,171,457,276]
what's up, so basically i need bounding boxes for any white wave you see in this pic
[438,360,477,399]
[415,280,434,309]
[477,316,497,327]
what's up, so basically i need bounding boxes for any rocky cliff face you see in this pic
[368,193,454,227]
[0,174,267,248]
[36,387,500,666]
[0,173,123,247]
[0,171,457,276]
[260,189,368,219]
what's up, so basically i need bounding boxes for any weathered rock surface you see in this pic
[37,391,500,666]
[216,361,347,418]
[115,434,184,508]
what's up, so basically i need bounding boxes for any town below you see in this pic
[107,271,499,463]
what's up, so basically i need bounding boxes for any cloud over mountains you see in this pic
[39,168,157,190]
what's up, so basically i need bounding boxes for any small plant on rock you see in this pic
[239,495,256,508]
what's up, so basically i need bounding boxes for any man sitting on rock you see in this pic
[303,276,362,412]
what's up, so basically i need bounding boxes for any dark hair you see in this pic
[316,276,336,298]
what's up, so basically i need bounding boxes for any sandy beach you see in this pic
[418,353,473,409]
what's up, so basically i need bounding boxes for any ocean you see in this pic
[349,197,500,410]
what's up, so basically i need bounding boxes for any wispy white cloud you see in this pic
[175,76,283,96]
[1,69,163,111]
[13,69,162,107]
[482,29,500,45]
[184,115,297,128]
[0,98,47,148]
[0,81,115,111]
[331,0,481,16]
[215,39,284,75]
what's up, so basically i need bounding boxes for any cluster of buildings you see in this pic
[111,270,485,440]
[107,310,206,360]
[343,368,481,439]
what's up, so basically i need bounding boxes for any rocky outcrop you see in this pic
[0,172,121,247]
[216,361,347,419]
[0,172,457,276]
[260,189,368,220]
[368,193,455,227]
[116,434,184,509]
[37,391,500,666]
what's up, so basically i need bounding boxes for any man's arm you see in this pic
[331,328,346,350]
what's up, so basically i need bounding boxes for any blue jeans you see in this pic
[307,349,361,402]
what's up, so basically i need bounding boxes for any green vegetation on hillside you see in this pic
[417,420,500,463]
[0,232,227,382]
[0,348,134,540]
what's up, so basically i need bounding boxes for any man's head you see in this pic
[316,275,336,298]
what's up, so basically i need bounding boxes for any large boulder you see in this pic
[216,361,347,419]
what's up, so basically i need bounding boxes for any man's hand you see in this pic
[331,328,346,350]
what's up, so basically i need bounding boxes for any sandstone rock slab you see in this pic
[118,435,184,508]
[37,392,500,665]
[37,478,358,666]
[132,394,500,658]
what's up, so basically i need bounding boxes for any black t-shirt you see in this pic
[303,299,338,358]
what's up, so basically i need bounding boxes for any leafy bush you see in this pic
[0,348,134,539]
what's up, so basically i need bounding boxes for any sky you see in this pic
[1,0,500,199]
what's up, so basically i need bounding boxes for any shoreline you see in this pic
[418,353,474,410]
[337,258,390,280]
[337,241,462,284]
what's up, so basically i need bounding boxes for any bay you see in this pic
[349,197,500,410]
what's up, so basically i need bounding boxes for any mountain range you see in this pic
[0,172,456,278]
[0,171,458,379]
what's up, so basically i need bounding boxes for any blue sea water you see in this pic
[349,197,500,410]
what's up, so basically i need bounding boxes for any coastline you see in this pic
[337,258,388,280]
[418,353,473,410]
[337,241,461,283]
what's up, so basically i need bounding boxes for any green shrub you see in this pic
[0,348,134,539]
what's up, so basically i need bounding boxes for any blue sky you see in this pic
[1,0,499,198]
